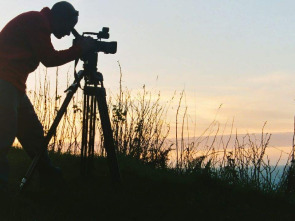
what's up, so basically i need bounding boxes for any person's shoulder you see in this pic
[13,10,51,33]
[18,10,47,25]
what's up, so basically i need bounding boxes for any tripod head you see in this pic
[81,52,103,86]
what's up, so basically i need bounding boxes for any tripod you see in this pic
[19,52,121,192]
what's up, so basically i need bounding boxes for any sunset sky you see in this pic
[1,0,295,145]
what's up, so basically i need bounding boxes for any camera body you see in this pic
[72,27,117,54]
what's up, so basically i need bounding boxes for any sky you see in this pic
[1,0,295,144]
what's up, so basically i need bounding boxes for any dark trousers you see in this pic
[0,79,51,185]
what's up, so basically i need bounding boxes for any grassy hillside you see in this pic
[1,147,295,221]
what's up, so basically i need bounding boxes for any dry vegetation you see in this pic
[15,64,295,193]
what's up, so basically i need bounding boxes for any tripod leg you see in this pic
[19,71,85,192]
[89,95,96,171]
[81,92,96,176]
[95,88,121,183]
[81,92,89,175]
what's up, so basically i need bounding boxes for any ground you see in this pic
[1,147,295,220]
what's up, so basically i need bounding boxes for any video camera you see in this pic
[72,27,117,54]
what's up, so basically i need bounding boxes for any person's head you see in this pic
[51,1,79,39]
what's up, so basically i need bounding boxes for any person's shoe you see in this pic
[39,166,63,190]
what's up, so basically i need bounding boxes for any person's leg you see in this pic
[16,94,51,167]
[0,79,20,189]
[16,94,62,188]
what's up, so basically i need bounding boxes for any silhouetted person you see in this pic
[0,1,96,192]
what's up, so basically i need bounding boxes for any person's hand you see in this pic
[77,37,97,54]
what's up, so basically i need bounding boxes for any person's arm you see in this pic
[26,18,82,67]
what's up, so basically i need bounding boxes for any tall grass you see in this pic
[16,64,295,193]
